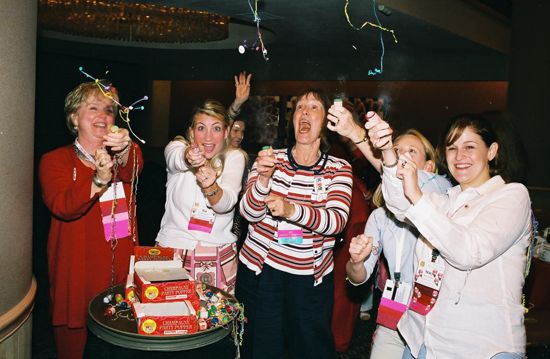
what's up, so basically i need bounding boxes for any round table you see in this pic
[87,284,238,353]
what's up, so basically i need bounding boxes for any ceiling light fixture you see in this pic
[38,0,229,43]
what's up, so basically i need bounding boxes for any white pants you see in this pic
[370,325,406,359]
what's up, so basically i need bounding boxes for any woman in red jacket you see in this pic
[39,81,143,359]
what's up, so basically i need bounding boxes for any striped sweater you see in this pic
[239,147,353,285]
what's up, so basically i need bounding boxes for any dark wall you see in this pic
[35,44,509,159]
[40,36,509,82]
[168,80,508,149]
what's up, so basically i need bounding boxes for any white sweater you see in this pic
[155,141,246,249]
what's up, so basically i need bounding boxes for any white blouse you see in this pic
[383,168,531,359]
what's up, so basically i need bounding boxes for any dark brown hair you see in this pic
[286,88,332,152]
[437,113,509,182]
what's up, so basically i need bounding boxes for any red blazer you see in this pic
[39,143,143,328]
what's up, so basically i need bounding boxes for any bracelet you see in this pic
[118,141,131,156]
[114,141,131,163]
[230,103,241,114]
[92,174,110,188]
[228,103,241,119]
[382,157,399,168]
[202,184,219,197]
[354,133,369,145]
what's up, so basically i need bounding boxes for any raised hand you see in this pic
[196,165,217,189]
[255,147,277,186]
[396,152,423,205]
[349,234,374,263]
[364,111,393,150]
[185,144,207,169]
[94,148,113,183]
[234,71,252,107]
[103,126,131,153]
[327,104,366,143]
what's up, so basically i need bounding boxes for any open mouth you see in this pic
[94,122,108,129]
[202,143,216,154]
[298,118,311,133]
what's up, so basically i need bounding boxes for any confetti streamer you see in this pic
[79,67,148,144]
[344,0,398,76]
[247,0,269,61]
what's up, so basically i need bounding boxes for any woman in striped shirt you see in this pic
[235,89,353,359]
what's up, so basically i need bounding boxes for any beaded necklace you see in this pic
[74,139,95,164]
[73,139,140,287]
[127,146,139,244]
[109,158,120,287]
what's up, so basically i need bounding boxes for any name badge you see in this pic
[311,176,328,201]
[409,250,445,315]
[376,279,412,330]
[99,181,129,241]
[277,220,304,245]
[188,202,216,234]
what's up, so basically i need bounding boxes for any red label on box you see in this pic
[134,246,176,261]
[134,273,197,303]
[137,315,197,335]
[133,301,198,336]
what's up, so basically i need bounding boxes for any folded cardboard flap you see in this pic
[140,268,190,283]
[129,255,135,275]
[134,260,190,283]
[134,246,180,262]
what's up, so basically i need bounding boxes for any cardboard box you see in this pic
[133,260,197,303]
[133,301,198,335]
[126,246,198,303]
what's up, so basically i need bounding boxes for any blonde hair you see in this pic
[64,81,119,136]
[178,99,230,177]
[374,129,438,208]
[396,128,438,172]
[372,184,384,208]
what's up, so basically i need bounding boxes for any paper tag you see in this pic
[311,177,328,201]
[99,181,129,241]
[376,279,411,329]
[381,279,412,304]
[409,252,445,315]
[415,256,445,291]
[277,221,304,245]
[188,202,215,234]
